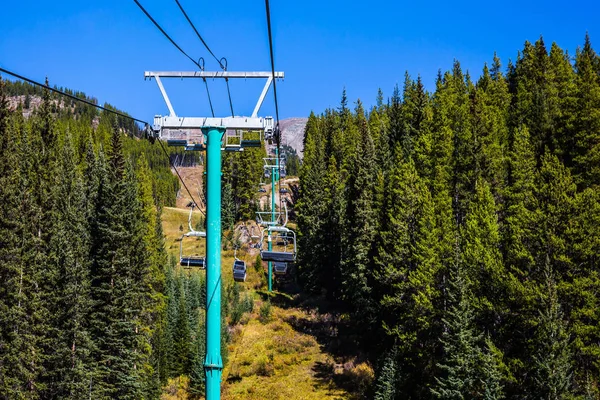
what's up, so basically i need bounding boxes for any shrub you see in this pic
[259,301,273,324]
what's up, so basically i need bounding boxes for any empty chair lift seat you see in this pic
[167,139,187,147]
[240,139,261,148]
[260,250,295,263]
[233,260,247,282]
[181,256,205,269]
[274,262,287,275]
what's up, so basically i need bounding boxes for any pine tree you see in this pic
[373,154,422,339]
[296,112,328,291]
[0,77,44,398]
[479,338,505,400]
[462,179,506,330]
[43,132,94,398]
[88,125,146,398]
[573,33,600,187]
[341,103,377,327]
[530,260,573,399]
[431,261,481,400]
[373,348,397,400]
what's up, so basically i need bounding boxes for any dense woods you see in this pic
[2,32,600,399]
[297,35,600,399]
[0,79,226,399]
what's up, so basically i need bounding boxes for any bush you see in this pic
[230,293,254,325]
[254,355,275,377]
[259,301,273,324]
[241,293,254,313]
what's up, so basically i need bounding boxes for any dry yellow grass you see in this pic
[161,173,364,399]
[222,305,352,400]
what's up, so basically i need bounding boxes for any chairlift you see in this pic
[264,117,274,144]
[179,204,206,269]
[255,202,288,227]
[240,130,262,148]
[273,262,288,275]
[260,226,297,263]
[167,139,187,147]
[233,259,247,282]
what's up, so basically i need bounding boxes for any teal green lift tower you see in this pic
[145,69,284,400]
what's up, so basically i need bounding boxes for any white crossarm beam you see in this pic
[145,71,284,79]
[154,115,270,131]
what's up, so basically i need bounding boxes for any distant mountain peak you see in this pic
[278,117,307,158]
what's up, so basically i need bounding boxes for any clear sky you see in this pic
[1,0,598,122]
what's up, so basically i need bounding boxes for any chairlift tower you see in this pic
[263,155,281,291]
[145,69,283,400]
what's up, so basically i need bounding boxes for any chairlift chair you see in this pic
[240,130,262,148]
[179,204,206,269]
[260,226,297,263]
[255,202,288,228]
[233,259,247,282]
[273,262,288,275]
[264,117,274,144]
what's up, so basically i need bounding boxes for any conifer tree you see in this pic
[373,348,397,400]
[530,260,573,399]
[341,102,377,326]
[431,261,481,400]
[573,33,600,187]
[43,132,94,398]
[0,77,42,397]
[462,179,506,330]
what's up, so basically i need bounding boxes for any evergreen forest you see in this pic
[297,35,600,399]
[1,33,600,400]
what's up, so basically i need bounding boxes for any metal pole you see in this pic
[268,154,275,292]
[203,126,225,400]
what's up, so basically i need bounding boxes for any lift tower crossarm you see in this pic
[145,70,284,118]
[153,116,269,131]
[144,71,284,78]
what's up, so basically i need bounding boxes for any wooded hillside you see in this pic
[297,35,600,399]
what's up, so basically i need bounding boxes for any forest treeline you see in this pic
[296,35,600,399]
[0,76,261,399]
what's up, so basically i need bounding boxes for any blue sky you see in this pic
[1,0,598,122]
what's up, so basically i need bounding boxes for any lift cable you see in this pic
[0,66,206,217]
[134,0,215,118]
[264,0,284,208]
[198,57,215,117]
[264,0,280,126]
[174,0,222,69]
[156,138,206,217]
[0,66,147,124]
[133,0,200,69]
[173,0,235,116]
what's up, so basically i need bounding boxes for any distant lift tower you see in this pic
[145,69,284,400]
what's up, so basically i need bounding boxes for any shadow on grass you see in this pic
[311,361,367,400]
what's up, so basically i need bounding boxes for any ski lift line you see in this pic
[134,0,219,118]
[264,0,284,203]
[0,66,148,124]
[173,0,224,70]
[133,0,201,70]
[156,138,207,218]
[172,0,234,117]
[264,0,280,126]
[198,58,215,118]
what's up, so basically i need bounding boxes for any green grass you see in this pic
[161,205,368,399]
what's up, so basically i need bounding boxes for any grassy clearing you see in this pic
[222,304,353,400]
[161,191,369,399]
